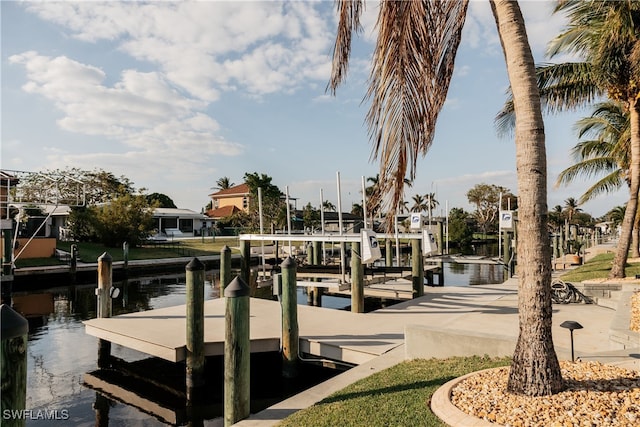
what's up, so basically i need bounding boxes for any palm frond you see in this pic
[577,170,626,204]
[328,0,363,95]
[367,0,469,218]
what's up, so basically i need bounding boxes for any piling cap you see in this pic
[281,256,296,269]
[224,276,250,298]
[1,304,28,340]
[98,252,112,262]
[186,257,205,271]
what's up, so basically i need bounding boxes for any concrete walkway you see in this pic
[234,284,639,426]
[234,241,640,426]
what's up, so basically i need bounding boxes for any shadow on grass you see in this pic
[318,376,455,404]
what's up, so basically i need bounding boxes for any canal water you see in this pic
[9,259,503,426]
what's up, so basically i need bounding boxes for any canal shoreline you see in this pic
[10,254,255,289]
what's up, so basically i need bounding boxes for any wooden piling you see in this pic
[70,243,78,283]
[97,252,112,368]
[1,304,28,427]
[186,258,205,402]
[411,239,424,297]
[224,276,250,426]
[240,239,251,285]
[281,257,299,378]
[313,241,322,266]
[220,245,232,293]
[122,242,129,271]
[385,239,393,267]
[351,242,364,313]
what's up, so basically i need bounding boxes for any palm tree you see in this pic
[214,176,235,190]
[322,200,336,212]
[556,101,630,202]
[410,194,427,213]
[498,1,640,278]
[424,192,439,215]
[329,0,562,395]
[556,101,638,255]
[563,197,582,249]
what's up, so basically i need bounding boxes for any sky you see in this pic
[1,0,629,219]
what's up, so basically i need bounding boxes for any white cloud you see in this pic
[22,1,335,101]
[9,51,242,157]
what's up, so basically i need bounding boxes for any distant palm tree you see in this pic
[322,200,336,212]
[351,203,363,217]
[410,194,427,213]
[424,192,439,214]
[214,176,235,190]
[563,197,582,224]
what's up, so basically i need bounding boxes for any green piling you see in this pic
[220,245,232,293]
[224,276,250,426]
[351,242,364,313]
[186,258,205,402]
[412,239,424,297]
[97,252,112,368]
[1,304,28,427]
[281,257,299,378]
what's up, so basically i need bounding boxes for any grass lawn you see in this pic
[14,237,242,268]
[277,356,511,427]
[559,252,640,282]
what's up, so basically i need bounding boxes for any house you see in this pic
[1,170,19,219]
[153,207,213,237]
[206,183,251,219]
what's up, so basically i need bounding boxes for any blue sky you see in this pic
[1,1,628,218]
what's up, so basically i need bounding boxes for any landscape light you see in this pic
[560,320,583,362]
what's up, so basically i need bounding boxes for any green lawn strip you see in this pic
[277,356,511,427]
[559,253,640,282]
[14,238,244,267]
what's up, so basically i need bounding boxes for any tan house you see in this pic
[206,183,250,219]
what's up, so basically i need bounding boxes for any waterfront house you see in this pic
[207,183,251,216]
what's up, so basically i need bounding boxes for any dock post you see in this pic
[224,276,250,426]
[411,239,424,297]
[313,241,322,265]
[281,257,299,378]
[385,239,392,267]
[97,252,112,368]
[1,304,28,426]
[122,242,129,272]
[220,245,232,293]
[70,243,78,283]
[240,239,251,286]
[308,242,323,307]
[186,258,205,402]
[351,242,364,313]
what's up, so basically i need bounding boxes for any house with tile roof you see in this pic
[206,183,251,219]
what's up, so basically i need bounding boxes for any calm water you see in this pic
[9,259,503,426]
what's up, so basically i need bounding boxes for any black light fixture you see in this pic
[560,320,583,362]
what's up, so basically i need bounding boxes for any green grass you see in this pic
[560,253,640,282]
[277,356,511,427]
[14,238,242,267]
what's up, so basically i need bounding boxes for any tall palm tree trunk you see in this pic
[632,219,640,259]
[610,102,640,278]
[490,0,563,396]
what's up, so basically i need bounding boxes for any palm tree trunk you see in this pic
[632,217,640,259]
[490,0,563,396]
[610,101,640,278]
